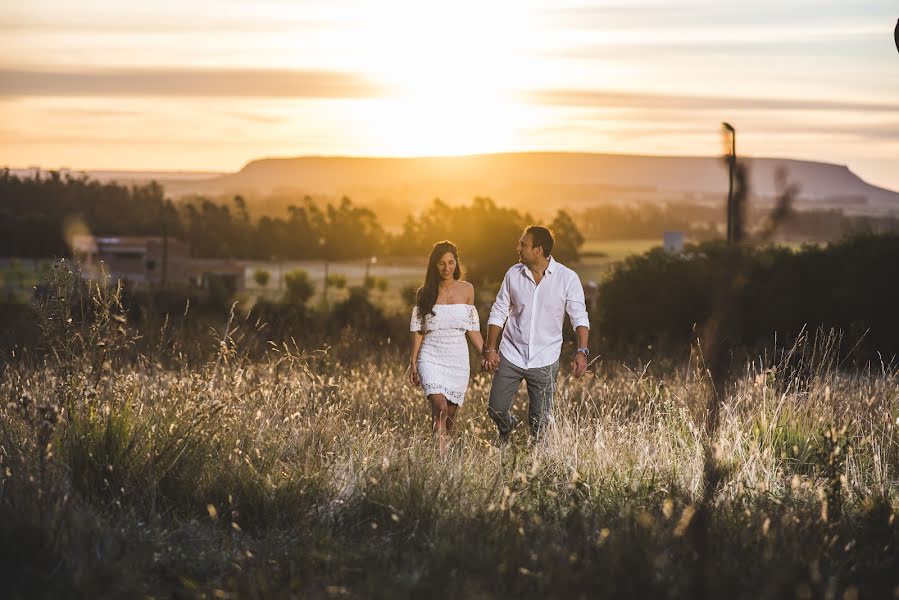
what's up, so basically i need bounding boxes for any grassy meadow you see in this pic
[244,257,424,313]
[0,239,667,310]
[1,262,898,599]
[574,239,661,284]
[220,238,662,311]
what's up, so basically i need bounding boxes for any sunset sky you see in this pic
[2,0,898,190]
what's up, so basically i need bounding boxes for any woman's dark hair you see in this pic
[416,241,462,317]
[525,225,554,257]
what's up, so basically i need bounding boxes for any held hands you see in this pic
[570,351,588,378]
[481,349,500,374]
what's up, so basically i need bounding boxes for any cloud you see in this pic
[45,107,142,118]
[525,89,899,114]
[0,68,383,99]
[540,1,885,34]
[228,111,287,125]
[0,17,331,34]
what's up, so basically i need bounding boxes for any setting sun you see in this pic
[342,0,535,155]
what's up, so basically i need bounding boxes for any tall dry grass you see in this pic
[1,261,897,598]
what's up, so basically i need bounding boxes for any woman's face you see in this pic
[436,251,457,281]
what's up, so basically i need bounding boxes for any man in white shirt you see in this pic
[482,226,590,440]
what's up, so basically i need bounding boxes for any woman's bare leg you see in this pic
[445,402,459,438]
[428,394,449,453]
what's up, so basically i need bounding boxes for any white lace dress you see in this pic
[410,303,481,405]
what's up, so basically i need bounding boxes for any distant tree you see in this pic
[395,197,531,283]
[314,197,386,261]
[282,199,320,258]
[548,210,585,263]
[233,195,250,224]
[255,215,286,260]
[231,195,253,257]
[0,170,178,258]
[183,200,236,258]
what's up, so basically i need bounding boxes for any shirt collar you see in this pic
[546,256,557,274]
[518,257,556,280]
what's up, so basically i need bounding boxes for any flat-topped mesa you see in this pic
[207,153,898,216]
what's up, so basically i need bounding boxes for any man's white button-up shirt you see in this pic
[487,257,590,370]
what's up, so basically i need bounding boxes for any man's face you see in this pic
[517,233,541,266]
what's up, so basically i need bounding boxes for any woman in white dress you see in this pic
[408,241,484,452]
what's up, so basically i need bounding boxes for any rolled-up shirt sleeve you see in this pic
[564,272,590,330]
[487,270,512,327]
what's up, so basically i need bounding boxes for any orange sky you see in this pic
[2,0,898,190]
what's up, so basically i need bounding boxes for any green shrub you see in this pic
[284,269,314,304]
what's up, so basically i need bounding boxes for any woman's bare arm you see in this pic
[466,330,485,355]
[465,283,484,354]
[409,331,423,385]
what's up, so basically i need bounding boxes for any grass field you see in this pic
[0,239,655,310]
[243,257,425,312]
[0,238,821,313]
[573,239,661,284]
[2,266,898,598]
[252,238,661,309]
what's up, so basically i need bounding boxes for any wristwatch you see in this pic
[576,347,590,357]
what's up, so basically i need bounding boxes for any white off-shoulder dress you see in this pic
[410,304,481,405]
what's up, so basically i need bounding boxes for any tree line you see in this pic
[0,170,584,283]
[578,202,899,242]
[595,234,899,362]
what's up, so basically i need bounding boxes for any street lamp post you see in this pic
[722,122,736,244]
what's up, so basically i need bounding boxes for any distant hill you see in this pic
[15,153,896,222]
[172,152,899,218]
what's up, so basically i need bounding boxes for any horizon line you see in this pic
[3,148,857,174]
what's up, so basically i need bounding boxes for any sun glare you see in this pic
[344,0,536,155]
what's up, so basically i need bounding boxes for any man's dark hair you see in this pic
[525,225,554,258]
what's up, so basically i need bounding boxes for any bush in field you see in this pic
[253,268,271,288]
[401,283,418,307]
[327,286,396,339]
[283,269,314,305]
[325,272,347,289]
[596,234,899,361]
[364,275,389,292]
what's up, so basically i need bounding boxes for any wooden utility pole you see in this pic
[722,122,736,244]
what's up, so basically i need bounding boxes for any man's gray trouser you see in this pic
[487,354,560,437]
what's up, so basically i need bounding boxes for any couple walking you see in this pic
[408,226,590,450]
